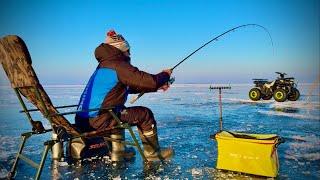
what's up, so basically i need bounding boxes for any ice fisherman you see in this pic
[75,30,174,161]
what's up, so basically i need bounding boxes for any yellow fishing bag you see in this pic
[215,131,283,177]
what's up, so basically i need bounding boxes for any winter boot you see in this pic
[138,127,174,161]
[109,130,135,162]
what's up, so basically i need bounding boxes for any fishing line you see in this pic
[130,24,274,104]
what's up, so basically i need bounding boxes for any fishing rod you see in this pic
[130,23,274,104]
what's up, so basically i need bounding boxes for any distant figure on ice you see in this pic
[75,30,174,161]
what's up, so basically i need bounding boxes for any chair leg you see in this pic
[8,133,31,179]
[127,127,148,162]
[34,140,53,180]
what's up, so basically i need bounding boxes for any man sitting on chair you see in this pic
[75,30,174,161]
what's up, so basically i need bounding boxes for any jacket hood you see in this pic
[94,43,130,64]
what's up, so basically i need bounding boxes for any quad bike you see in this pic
[249,72,300,102]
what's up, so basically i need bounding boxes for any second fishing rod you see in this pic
[130,24,273,104]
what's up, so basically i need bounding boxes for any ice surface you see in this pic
[0,84,319,179]
[0,168,8,179]
[258,110,320,120]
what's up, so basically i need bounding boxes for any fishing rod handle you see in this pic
[129,77,175,104]
[129,92,144,104]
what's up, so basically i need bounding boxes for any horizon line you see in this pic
[0,82,317,88]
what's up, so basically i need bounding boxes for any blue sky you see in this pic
[0,0,319,84]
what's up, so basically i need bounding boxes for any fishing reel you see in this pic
[168,77,175,85]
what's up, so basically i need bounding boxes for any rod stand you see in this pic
[209,85,231,132]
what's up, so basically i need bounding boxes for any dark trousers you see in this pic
[88,106,156,133]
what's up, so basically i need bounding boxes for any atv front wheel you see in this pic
[288,88,300,101]
[249,88,261,101]
[273,89,287,102]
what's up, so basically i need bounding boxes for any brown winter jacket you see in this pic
[95,43,170,109]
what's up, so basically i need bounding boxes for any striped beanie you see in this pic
[105,30,130,52]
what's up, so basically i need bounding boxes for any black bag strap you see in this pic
[226,131,279,140]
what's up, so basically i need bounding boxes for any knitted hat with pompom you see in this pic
[105,30,130,52]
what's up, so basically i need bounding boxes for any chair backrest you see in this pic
[0,35,79,136]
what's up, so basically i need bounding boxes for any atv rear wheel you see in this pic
[273,88,287,102]
[288,88,300,101]
[249,88,261,101]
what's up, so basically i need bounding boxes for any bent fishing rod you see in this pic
[130,23,274,104]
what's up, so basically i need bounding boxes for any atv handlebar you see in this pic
[275,72,287,75]
[252,78,268,81]
[275,72,287,79]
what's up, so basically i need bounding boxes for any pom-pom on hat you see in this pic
[105,30,130,52]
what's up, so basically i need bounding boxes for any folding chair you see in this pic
[0,35,147,180]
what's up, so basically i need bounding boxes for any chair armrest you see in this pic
[48,106,114,117]
[20,104,78,113]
